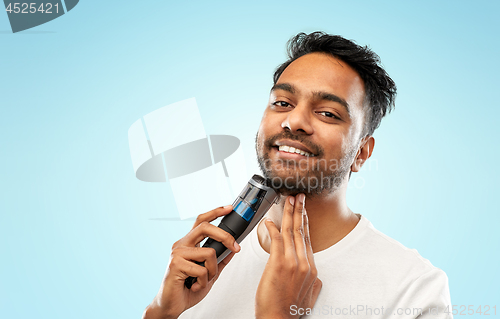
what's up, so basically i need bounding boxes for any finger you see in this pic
[264,218,284,258]
[297,202,317,300]
[303,205,315,269]
[186,222,240,253]
[168,256,209,289]
[312,278,323,302]
[281,196,296,256]
[293,193,308,262]
[301,278,323,309]
[192,205,233,230]
[174,247,218,281]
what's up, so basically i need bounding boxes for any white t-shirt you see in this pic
[180,215,452,318]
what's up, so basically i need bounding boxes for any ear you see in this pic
[351,135,375,173]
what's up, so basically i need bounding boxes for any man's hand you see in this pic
[143,205,240,319]
[255,194,322,319]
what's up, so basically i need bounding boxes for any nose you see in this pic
[281,104,313,135]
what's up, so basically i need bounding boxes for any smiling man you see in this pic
[143,32,452,319]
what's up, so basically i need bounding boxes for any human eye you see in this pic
[317,111,341,120]
[272,101,292,108]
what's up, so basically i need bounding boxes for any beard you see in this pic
[255,130,357,197]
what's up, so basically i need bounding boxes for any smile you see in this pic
[277,145,315,157]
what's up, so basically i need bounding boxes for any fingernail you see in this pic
[224,205,232,209]
[298,194,305,204]
[289,196,295,205]
[234,241,240,251]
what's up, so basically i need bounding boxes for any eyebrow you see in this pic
[271,83,295,94]
[312,91,351,117]
[271,82,351,117]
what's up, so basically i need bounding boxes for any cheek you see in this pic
[256,122,272,149]
[318,129,349,158]
[258,112,282,135]
[327,137,345,157]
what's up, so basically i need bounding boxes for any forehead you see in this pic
[277,52,365,113]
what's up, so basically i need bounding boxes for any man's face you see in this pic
[255,52,366,196]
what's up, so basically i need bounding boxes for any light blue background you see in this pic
[1,1,498,318]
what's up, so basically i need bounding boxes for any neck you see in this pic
[257,182,360,253]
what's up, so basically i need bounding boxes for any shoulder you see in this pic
[345,216,449,284]
[362,225,452,315]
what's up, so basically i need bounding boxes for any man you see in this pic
[143,32,452,319]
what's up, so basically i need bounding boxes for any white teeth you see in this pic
[278,145,314,157]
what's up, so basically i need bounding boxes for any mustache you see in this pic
[263,131,322,156]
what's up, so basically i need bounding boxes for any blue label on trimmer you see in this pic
[234,201,256,222]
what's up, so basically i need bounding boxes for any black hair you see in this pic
[273,32,397,136]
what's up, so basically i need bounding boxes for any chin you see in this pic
[261,171,320,195]
[260,164,348,197]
